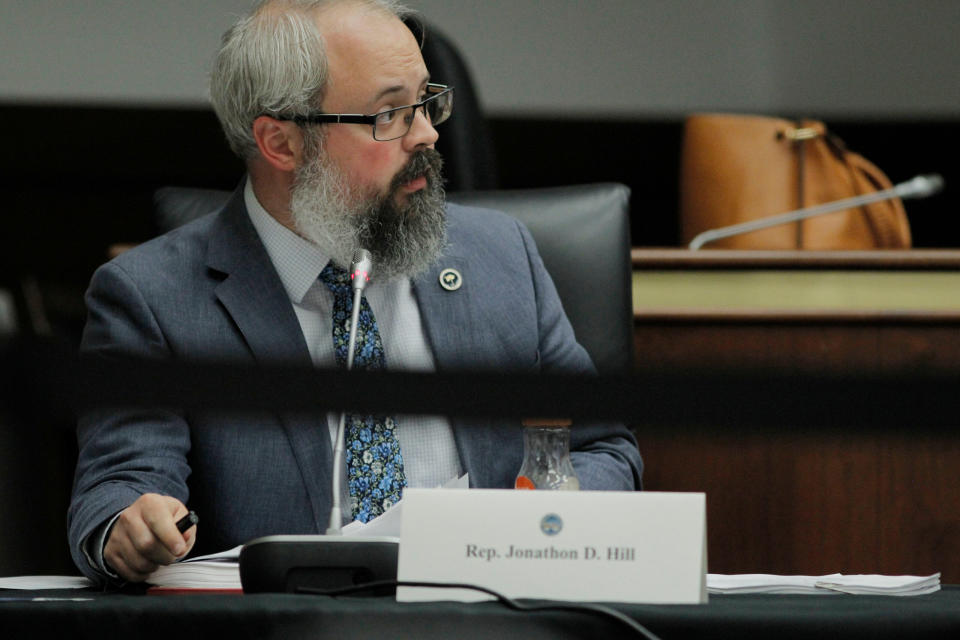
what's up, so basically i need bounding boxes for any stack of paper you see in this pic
[146,546,242,590]
[813,574,941,596]
[0,575,94,590]
[707,573,941,596]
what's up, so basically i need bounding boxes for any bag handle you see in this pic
[778,122,827,248]
[823,129,909,247]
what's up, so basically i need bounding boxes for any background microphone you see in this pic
[327,248,373,535]
[689,173,945,250]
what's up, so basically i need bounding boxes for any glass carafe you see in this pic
[515,421,580,490]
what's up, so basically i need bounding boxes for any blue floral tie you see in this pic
[319,263,406,523]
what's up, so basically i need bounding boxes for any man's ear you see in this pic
[252,116,305,172]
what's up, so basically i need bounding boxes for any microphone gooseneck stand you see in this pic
[327,248,373,535]
[688,174,944,250]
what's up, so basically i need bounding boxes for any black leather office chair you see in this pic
[407,19,498,191]
[153,183,633,373]
[154,186,230,234]
[449,185,633,373]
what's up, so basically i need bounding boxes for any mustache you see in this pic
[389,148,444,192]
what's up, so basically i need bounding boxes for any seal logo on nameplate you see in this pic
[540,513,563,536]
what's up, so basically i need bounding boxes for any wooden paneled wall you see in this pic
[632,250,960,580]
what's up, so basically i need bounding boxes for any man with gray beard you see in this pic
[290,133,447,281]
[68,0,642,585]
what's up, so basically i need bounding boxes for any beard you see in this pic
[288,136,447,282]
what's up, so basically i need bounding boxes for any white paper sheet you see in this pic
[343,473,469,538]
[707,572,941,596]
[0,575,94,590]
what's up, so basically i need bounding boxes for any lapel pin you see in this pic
[439,267,462,291]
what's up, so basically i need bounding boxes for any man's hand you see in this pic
[104,493,197,583]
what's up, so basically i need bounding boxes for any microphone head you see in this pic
[916,174,945,198]
[901,174,945,199]
[350,248,373,292]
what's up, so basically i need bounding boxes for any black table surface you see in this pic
[2,586,960,639]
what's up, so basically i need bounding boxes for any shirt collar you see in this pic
[244,179,329,304]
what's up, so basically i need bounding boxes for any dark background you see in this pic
[2,103,957,344]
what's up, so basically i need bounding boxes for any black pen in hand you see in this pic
[176,510,199,534]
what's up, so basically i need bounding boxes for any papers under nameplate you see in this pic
[707,572,941,596]
[396,489,707,604]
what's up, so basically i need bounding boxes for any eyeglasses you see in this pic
[274,83,454,141]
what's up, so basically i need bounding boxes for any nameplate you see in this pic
[396,489,707,604]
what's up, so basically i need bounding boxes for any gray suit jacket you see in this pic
[68,186,643,581]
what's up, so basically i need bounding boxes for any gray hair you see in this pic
[210,0,413,160]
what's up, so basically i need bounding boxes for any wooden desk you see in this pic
[631,249,960,580]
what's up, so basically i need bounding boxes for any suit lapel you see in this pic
[412,255,474,372]
[413,250,519,488]
[206,188,311,366]
[205,185,331,530]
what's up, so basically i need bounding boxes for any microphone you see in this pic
[688,173,944,250]
[239,248,400,595]
[327,248,373,535]
[349,249,373,292]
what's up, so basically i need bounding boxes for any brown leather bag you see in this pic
[679,113,912,249]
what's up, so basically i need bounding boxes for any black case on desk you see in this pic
[239,535,399,595]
